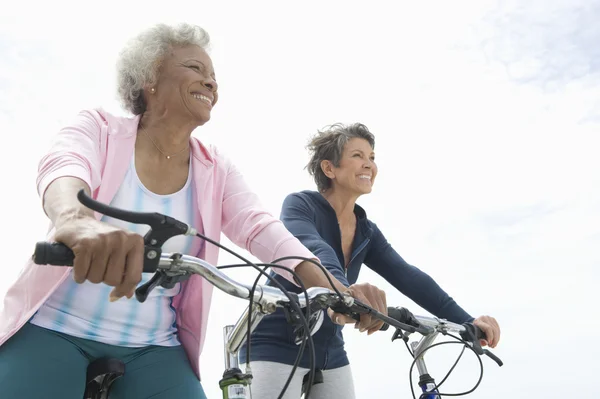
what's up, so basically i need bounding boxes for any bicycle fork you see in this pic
[219,325,253,399]
[411,333,441,399]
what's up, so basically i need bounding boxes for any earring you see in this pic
[150,87,156,93]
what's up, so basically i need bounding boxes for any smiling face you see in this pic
[149,45,218,126]
[322,137,377,196]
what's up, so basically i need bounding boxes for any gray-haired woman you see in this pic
[0,22,331,398]
[243,123,501,398]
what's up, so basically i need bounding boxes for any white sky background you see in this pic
[1,0,599,397]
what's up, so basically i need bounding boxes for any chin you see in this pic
[195,113,211,126]
[353,188,372,197]
[362,185,374,194]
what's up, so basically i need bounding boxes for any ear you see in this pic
[320,160,336,179]
[142,84,156,95]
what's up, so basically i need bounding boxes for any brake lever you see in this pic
[460,323,503,367]
[75,189,198,299]
[328,299,416,341]
[76,189,197,269]
[134,254,192,302]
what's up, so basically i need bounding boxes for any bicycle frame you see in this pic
[409,317,454,398]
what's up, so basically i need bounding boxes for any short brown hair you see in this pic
[305,123,375,192]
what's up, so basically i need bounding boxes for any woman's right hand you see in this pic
[328,282,388,335]
[53,216,145,301]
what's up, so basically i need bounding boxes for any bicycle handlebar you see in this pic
[33,243,336,307]
[33,240,503,367]
[30,188,502,398]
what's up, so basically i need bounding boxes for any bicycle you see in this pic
[32,189,502,398]
[223,289,503,399]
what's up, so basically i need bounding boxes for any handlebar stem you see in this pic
[226,305,268,356]
[411,331,439,376]
[223,325,240,370]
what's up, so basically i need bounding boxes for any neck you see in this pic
[137,111,197,162]
[321,188,359,223]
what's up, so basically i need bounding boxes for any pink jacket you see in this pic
[0,108,314,380]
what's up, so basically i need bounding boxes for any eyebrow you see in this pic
[349,148,375,155]
[185,59,216,78]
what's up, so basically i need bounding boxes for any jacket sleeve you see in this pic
[279,193,349,287]
[364,224,473,324]
[36,109,105,205]
[219,161,318,284]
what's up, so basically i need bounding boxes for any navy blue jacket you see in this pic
[240,190,473,370]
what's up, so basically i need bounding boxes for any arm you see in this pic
[219,163,334,287]
[37,109,104,213]
[364,225,474,324]
[278,193,350,291]
[44,178,94,227]
[37,110,143,300]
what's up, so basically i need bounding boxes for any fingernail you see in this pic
[359,328,366,333]
[109,295,119,302]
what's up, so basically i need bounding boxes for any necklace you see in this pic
[140,125,189,160]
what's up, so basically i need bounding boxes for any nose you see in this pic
[203,77,218,92]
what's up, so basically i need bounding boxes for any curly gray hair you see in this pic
[116,23,211,115]
[306,123,376,192]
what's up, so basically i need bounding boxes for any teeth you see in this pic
[358,175,371,180]
[192,93,212,105]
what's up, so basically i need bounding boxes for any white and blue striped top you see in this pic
[30,154,204,347]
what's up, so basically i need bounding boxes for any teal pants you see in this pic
[0,322,208,399]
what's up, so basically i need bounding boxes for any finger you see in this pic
[112,241,143,300]
[337,313,357,325]
[482,324,494,348]
[86,243,109,284]
[364,308,384,332]
[481,318,498,347]
[367,321,384,335]
[327,309,355,325]
[491,319,501,347]
[363,291,385,332]
[373,290,387,330]
[71,246,92,284]
[357,313,373,332]
[103,240,128,287]
[353,296,375,332]
[380,290,387,314]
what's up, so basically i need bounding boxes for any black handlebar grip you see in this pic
[473,323,488,342]
[460,322,489,347]
[380,306,413,331]
[464,322,504,366]
[33,242,75,266]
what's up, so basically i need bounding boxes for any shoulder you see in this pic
[189,139,235,175]
[69,107,140,138]
[282,190,322,208]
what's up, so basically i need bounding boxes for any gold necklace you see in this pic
[140,126,189,160]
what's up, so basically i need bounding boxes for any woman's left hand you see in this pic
[473,315,501,348]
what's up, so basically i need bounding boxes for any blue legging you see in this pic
[0,322,207,399]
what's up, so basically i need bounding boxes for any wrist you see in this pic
[54,208,95,228]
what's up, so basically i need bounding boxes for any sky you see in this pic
[1,0,599,398]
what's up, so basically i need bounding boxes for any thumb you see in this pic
[327,308,355,325]
[327,308,343,325]
[109,287,131,302]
